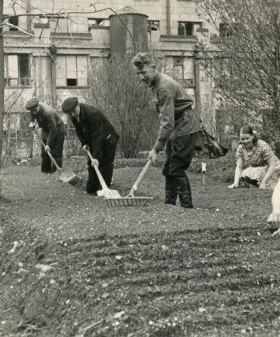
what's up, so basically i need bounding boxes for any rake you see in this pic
[87,149,153,206]
[105,159,154,207]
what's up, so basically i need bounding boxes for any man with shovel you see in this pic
[132,52,200,208]
[61,97,119,195]
[25,98,65,174]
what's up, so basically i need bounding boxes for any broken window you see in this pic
[178,21,202,36]
[173,57,184,80]
[147,20,160,32]
[4,15,19,31]
[56,55,88,87]
[5,54,30,86]
[88,18,110,31]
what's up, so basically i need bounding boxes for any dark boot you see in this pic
[175,176,193,209]
[164,176,177,205]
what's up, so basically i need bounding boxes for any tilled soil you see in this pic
[1,160,280,337]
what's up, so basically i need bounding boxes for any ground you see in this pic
[1,155,280,337]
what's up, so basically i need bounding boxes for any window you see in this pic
[173,57,184,80]
[56,55,88,87]
[147,20,160,32]
[178,21,202,36]
[5,54,30,86]
[49,17,69,33]
[219,23,234,37]
[88,18,110,31]
[4,15,18,31]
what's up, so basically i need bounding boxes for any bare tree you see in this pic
[196,0,280,145]
[0,4,142,166]
[0,0,4,170]
[85,53,159,158]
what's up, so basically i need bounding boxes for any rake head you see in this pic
[105,196,153,207]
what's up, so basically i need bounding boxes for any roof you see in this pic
[109,6,148,17]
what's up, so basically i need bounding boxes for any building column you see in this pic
[48,44,57,108]
[193,44,201,119]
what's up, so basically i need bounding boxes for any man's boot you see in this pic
[175,176,193,209]
[164,176,177,205]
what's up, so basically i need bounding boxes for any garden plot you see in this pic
[0,162,279,337]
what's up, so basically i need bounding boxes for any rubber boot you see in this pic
[175,176,193,209]
[164,176,177,205]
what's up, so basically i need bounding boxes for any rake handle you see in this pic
[131,159,152,193]
[86,149,110,191]
[33,129,61,170]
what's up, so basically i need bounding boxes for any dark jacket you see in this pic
[150,72,200,152]
[70,103,119,159]
[31,103,64,147]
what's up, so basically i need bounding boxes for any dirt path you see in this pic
[1,164,279,337]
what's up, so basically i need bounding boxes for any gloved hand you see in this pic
[91,158,99,167]
[83,144,90,151]
[45,145,50,152]
[148,149,158,164]
[29,122,35,130]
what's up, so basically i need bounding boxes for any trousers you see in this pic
[163,133,197,208]
[41,123,65,173]
[86,134,119,194]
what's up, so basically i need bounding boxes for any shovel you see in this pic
[86,149,121,198]
[34,129,77,183]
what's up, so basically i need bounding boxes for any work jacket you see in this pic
[150,72,200,152]
[70,103,119,159]
[31,103,64,147]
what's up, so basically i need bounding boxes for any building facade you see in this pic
[2,0,217,157]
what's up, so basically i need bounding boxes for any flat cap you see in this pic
[61,97,79,113]
[25,98,39,110]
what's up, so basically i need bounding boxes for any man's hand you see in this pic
[91,158,99,167]
[45,145,50,152]
[148,149,158,165]
[29,122,35,130]
[83,144,90,151]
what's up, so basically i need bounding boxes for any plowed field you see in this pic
[1,158,280,337]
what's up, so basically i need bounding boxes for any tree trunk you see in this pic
[0,0,5,170]
[0,0,5,197]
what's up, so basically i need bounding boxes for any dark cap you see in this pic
[25,98,39,110]
[61,97,79,113]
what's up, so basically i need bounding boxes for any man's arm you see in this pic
[153,89,175,152]
[46,114,58,147]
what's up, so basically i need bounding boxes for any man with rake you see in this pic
[61,97,119,195]
[132,52,200,208]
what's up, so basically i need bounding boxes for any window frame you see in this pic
[178,21,203,36]
[147,20,160,32]
[5,54,31,87]
[56,55,88,88]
